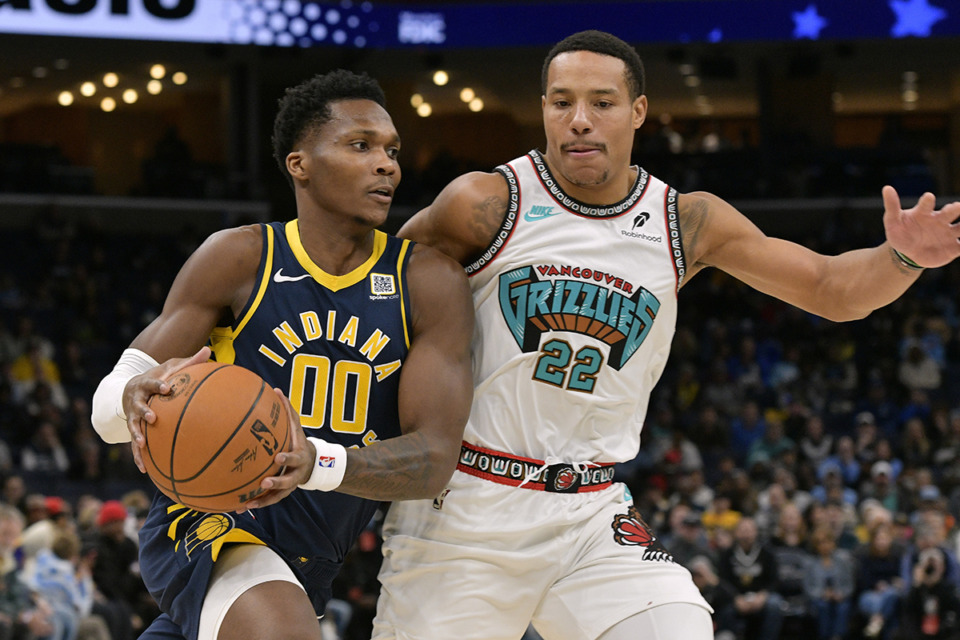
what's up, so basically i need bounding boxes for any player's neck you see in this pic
[296,218,377,277]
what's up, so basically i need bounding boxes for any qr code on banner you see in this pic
[370,273,396,296]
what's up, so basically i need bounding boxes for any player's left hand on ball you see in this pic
[122,346,212,473]
[883,185,960,268]
[238,388,314,511]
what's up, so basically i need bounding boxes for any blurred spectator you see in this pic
[900,522,960,594]
[19,423,70,478]
[23,529,109,640]
[855,411,881,468]
[901,417,934,471]
[768,343,802,392]
[729,400,767,465]
[90,501,147,639]
[8,339,68,412]
[931,409,960,486]
[0,503,56,639]
[873,438,904,482]
[899,343,942,393]
[700,356,741,420]
[661,505,715,569]
[804,525,855,640]
[855,381,901,441]
[855,522,905,639]
[746,417,795,472]
[668,468,714,513]
[769,503,815,629]
[860,460,904,515]
[719,468,758,516]
[0,479,26,516]
[22,495,51,528]
[799,415,834,469]
[901,545,960,639]
[20,496,74,562]
[687,405,729,477]
[702,494,742,550]
[0,440,13,480]
[823,500,860,551]
[812,462,858,507]
[820,436,861,487]
[767,466,814,515]
[656,427,703,477]
[718,517,783,640]
[754,482,788,542]
[689,555,739,640]
[728,335,765,398]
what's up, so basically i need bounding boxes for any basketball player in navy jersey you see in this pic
[91,70,474,640]
[371,31,960,640]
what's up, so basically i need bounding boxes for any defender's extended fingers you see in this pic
[881,185,901,215]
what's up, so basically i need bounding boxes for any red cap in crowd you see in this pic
[97,500,128,527]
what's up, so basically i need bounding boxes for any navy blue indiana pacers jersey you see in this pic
[137,220,413,640]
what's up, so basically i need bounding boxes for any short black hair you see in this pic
[271,69,386,188]
[541,30,645,99]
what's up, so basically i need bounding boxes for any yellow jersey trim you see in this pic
[285,220,387,292]
[396,239,412,349]
[209,224,275,364]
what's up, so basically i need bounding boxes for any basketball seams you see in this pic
[144,362,229,483]
[166,363,230,503]
[172,373,265,484]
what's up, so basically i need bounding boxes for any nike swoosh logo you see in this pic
[523,207,561,222]
[273,268,312,283]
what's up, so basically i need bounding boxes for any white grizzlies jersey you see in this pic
[464,150,686,463]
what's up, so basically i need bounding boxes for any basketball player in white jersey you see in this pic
[371,30,960,640]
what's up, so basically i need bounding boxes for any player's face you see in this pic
[542,51,646,202]
[289,99,401,227]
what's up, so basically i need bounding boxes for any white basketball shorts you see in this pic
[372,470,712,640]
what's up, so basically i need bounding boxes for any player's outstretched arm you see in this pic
[340,244,474,501]
[680,186,960,322]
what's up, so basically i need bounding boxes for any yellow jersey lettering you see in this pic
[273,321,303,354]
[258,345,286,366]
[326,310,337,340]
[359,329,390,361]
[300,311,322,340]
[373,360,401,382]
[338,316,359,347]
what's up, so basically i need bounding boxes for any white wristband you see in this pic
[91,348,160,444]
[298,438,347,492]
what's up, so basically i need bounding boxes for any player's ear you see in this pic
[286,151,307,181]
[632,95,647,130]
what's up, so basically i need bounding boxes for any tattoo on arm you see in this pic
[341,432,437,501]
[468,195,508,246]
[680,197,711,268]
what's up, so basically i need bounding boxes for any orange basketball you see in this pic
[143,361,290,512]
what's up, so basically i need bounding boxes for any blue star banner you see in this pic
[0,0,956,47]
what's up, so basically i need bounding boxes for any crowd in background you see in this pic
[1,144,959,640]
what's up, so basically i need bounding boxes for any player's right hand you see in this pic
[238,388,313,511]
[122,346,211,472]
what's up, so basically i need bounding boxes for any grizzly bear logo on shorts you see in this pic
[611,506,674,562]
